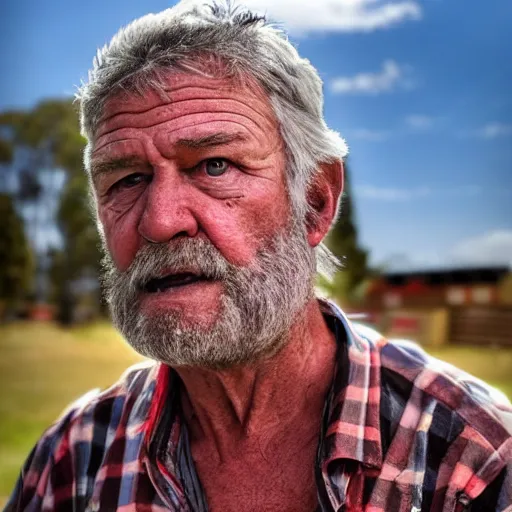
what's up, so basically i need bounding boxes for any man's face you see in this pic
[91,72,316,368]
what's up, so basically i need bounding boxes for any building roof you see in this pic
[383,267,510,287]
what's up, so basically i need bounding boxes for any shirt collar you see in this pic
[144,299,385,470]
[319,299,384,471]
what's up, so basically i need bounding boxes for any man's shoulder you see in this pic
[51,361,159,449]
[6,361,160,510]
[342,322,512,508]
[353,322,512,438]
[6,361,164,509]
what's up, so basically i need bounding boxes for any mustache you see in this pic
[104,238,232,291]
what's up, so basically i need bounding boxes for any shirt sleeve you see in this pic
[469,464,512,512]
[4,424,64,511]
[4,390,100,512]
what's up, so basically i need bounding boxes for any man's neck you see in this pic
[175,299,337,464]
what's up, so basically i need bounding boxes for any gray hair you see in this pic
[78,0,348,275]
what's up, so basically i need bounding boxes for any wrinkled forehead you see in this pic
[83,69,284,176]
[94,68,279,140]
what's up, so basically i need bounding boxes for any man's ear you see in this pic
[305,160,344,248]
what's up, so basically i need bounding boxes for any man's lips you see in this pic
[142,272,209,293]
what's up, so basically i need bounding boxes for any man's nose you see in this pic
[137,170,199,243]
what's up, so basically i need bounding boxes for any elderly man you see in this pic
[7,2,512,511]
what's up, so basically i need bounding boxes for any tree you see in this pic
[0,137,13,163]
[0,193,33,316]
[52,171,103,324]
[0,100,102,323]
[323,160,370,307]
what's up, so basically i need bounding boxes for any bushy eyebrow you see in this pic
[175,132,249,149]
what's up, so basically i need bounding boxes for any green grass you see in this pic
[0,322,143,504]
[0,323,511,506]
[428,345,512,400]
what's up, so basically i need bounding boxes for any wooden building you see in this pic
[362,267,512,346]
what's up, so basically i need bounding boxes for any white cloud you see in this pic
[375,230,512,271]
[449,230,512,267]
[241,0,422,33]
[477,123,512,139]
[461,122,512,139]
[377,252,443,272]
[405,114,435,130]
[355,184,484,202]
[331,60,412,94]
[349,128,390,141]
[355,185,431,201]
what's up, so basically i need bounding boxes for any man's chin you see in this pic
[129,305,224,340]
[118,310,251,370]
[137,280,224,323]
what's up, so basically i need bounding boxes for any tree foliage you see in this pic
[0,138,13,163]
[0,99,102,322]
[0,193,33,312]
[324,161,370,306]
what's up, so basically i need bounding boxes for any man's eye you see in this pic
[114,173,149,190]
[204,159,229,177]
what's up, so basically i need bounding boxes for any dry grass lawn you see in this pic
[0,322,143,504]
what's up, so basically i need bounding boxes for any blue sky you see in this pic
[1,0,511,270]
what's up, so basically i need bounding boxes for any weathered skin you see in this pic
[92,72,343,512]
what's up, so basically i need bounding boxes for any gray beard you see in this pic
[101,223,316,370]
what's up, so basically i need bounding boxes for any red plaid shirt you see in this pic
[6,301,512,511]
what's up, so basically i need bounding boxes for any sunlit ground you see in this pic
[0,322,144,505]
[0,322,511,505]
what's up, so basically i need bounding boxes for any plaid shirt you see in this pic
[6,301,512,511]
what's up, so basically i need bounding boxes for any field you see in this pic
[1,322,511,505]
[0,322,144,505]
